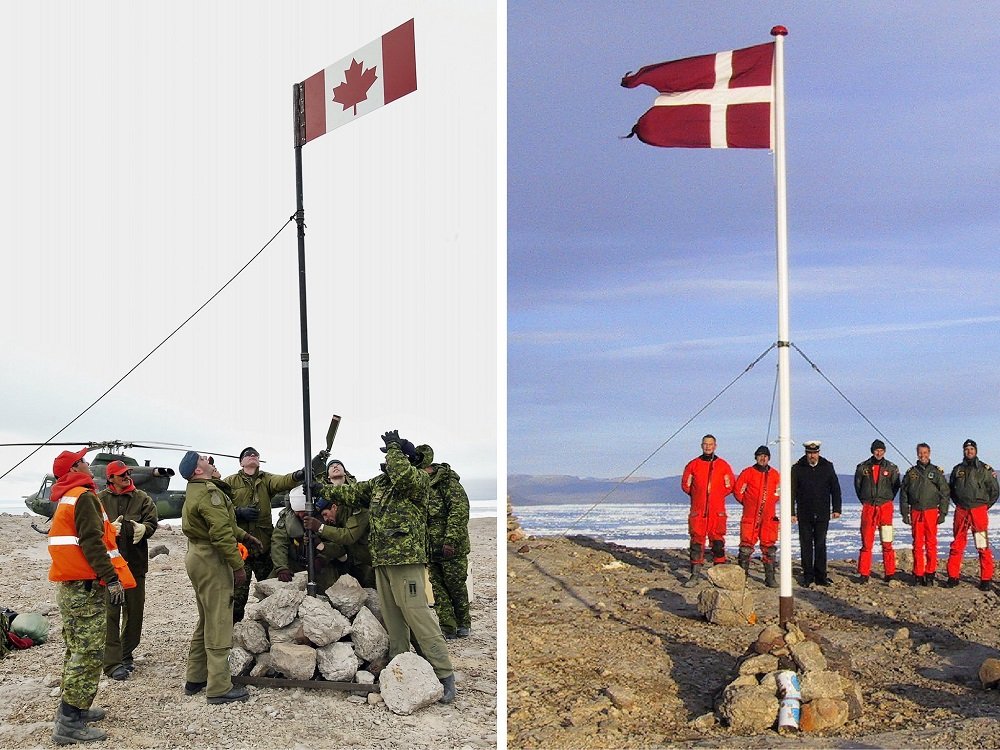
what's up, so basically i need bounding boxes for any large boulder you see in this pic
[378,652,444,715]
[269,642,317,680]
[316,641,360,682]
[299,595,351,647]
[257,589,306,629]
[801,670,844,701]
[705,564,747,591]
[228,646,254,677]
[790,640,828,673]
[233,620,270,654]
[697,588,755,626]
[800,698,849,732]
[269,618,306,645]
[325,574,367,620]
[351,606,389,663]
[716,684,778,732]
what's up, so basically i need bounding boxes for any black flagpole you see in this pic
[292,82,317,598]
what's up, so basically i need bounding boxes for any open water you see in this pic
[516,501,1000,562]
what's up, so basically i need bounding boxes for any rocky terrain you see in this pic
[0,513,497,749]
[508,533,1000,749]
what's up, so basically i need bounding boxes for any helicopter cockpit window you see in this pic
[39,476,55,500]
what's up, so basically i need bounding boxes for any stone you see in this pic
[254,578,298,600]
[799,698,849,732]
[980,658,1000,688]
[716,684,779,732]
[269,642,317,680]
[228,646,254,677]
[351,606,390,663]
[705,564,747,591]
[753,624,785,654]
[801,670,845,701]
[728,674,757,688]
[364,588,384,626]
[759,671,778,693]
[355,670,375,685]
[697,588,755,626]
[367,692,384,705]
[604,686,635,710]
[738,653,779,676]
[257,589,306,629]
[840,676,864,720]
[892,627,910,642]
[269,619,306,645]
[250,652,275,678]
[378,652,445,715]
[790,640,828,673]
[233,620,270,654]
[299,594,351,647]
[325,574,367,620]
[689,713,716,730]
[316,641,360,682]
[148,545,169,559]
[783,622,805,645]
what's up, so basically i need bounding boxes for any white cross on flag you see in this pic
[302,18,417,143]
[622,42,774,148]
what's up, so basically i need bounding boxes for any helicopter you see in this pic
[6,440,290,522]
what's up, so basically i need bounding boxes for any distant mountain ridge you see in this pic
[509,473,856,506]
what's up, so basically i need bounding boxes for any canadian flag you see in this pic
[622,42,774,149]
[302,18,417,143]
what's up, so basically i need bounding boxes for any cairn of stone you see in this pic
[230,571,443,714]
[696,565,756,626]
[507,497,527,543]
[714,622,864,734]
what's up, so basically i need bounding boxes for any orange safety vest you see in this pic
[48,486,136,589]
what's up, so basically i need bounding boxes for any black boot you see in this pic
[683,564,703,588]
[52,701,108,745]
[764,562,777,588]
[439,674,456,704]
[737,546,752,574]
[710,540,727,564]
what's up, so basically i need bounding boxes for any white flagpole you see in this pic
[770,25,794,624]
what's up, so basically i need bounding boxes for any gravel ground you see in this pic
[0,513,498,750]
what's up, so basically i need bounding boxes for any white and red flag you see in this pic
[622,42,774,148]
[301,18,417,143]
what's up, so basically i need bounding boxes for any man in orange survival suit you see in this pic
[946,439,999,590]
[853,439,901,584]
[47,447,136,744]
[681,434,735,587]
[734,445,780,588]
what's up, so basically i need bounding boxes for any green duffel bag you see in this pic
[11,613,49,645]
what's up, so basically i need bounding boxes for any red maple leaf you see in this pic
[332,58,378,116]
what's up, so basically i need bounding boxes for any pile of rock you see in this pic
[507,498,527,544]
[695,565,756,625]
[714,621,864,734]
[230,572,444,715]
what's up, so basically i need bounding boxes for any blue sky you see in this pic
[509,2,1000,480]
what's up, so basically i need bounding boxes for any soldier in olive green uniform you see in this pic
[99,460,158,679]
[418,445,472,638]
[223,446,304,622]
[312,432,456,703]
[180,451,262,704]
[271,487,340,591]
[302,458,375,588]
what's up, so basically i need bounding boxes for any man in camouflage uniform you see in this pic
[180,451,262,704]
[99,460,158,680]
[302,457,374,588]
[223,447,304,622]
[271,487,340,591]
[48,447,129,744]
[899,443,950,586]
[312,431,456,703]
[417,444,471,639]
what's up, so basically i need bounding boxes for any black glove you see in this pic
[243,534,264,554]
[233,568,248,587]
[302,516,322,532]
[316,448,330,462]
[276,569,293,583]
[398,439,419,464]
[292,468,306,483]
[380,430,401,452]
[107,580,126,607]
[235,506,260,523]
[311,450,330,474]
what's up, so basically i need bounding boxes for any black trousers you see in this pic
[798,514,830,582]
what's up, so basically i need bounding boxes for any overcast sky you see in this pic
[509,1,1000,479]
[0,2,498,506]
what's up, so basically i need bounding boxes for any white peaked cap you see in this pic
[289,486,307,512]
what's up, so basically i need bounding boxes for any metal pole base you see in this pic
[779,595,793,625]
